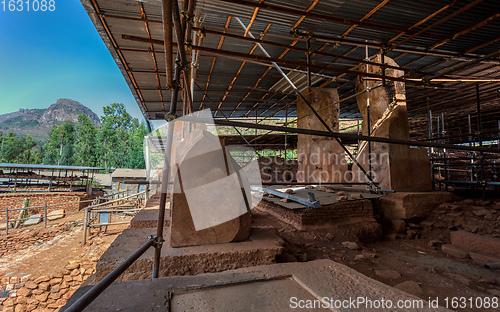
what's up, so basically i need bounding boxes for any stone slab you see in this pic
[170,129,251,247]
[94,227,283,282]
[47,209,65,221]
[24,214,42,226]
[130,207,170,229]
[469,252,500,266]
[63,259,451,312]
[353,55,432,192]
[260,185,383,209]
[441,244,469,259]
[0,222,12,230]
[451,230,500,257]
[379,192,460,220]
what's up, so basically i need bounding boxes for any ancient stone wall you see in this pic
[256,199,373,230]
[0,192,100,223]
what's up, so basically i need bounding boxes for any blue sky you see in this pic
[0,1,146,123]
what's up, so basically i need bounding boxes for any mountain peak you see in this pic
[0,99,101,142]
[41,99,101,127]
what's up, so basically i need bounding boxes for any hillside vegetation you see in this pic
[0,102,148,170]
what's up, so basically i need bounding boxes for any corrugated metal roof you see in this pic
[111,168,147,178]
[81,0,500,143]
[0,163,105,171]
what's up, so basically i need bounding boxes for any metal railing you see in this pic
[1,198,95,235]
[1,189,147,235]
[82,190,146,245]
[431,150,499,197]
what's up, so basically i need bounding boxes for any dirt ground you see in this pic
[2,197,500,311]
[0,213,131,311]
[1,214,130,278]
[253,197,500,312]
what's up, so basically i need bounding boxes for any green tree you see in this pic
[43,121,76,165]
[126,122,148,169]
[75,114,98,166]
[20,134,37,163]
[96,103,147,170]
[1,132,23,163]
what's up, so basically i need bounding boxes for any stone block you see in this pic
[24,282,37,290]
[34,276,49,284]
[94,227,283,283]
[23,214,41,226]
[394,281,423,297]
[441,244,469,259]
[34,293,49,302]
[130,208,170,229]
[375,269,402,280]
[383,218,406,233]
[451,230,500,257]
[469,252,500,266]
[379,192,460,220]
[62,260,452,312]
[170,129,251,247]
[47,209,65,221]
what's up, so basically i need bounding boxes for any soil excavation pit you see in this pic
[64,259,451,312]
[93,227,284,282]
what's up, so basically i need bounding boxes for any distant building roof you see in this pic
[111,168,147,179]
[93,173,112,187]
[0,163,105,172]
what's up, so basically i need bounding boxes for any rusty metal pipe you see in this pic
[172,0,193,113]
[485,262,500,270]
[152,120,175,278]
[65,238,154,312]
[161,0,174,90]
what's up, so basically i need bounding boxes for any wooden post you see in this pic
[5,206,8,235]
[44,200,48,228]
[82,207,88,245]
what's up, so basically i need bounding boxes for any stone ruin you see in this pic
[353,55,432,191]
[296,88,348,183]
[169,129,252,247]
[294,56,432,190]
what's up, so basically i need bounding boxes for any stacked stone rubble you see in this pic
[0,262,96,312]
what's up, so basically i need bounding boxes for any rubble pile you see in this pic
[0,261,95,312]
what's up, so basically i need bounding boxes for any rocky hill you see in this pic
[0,99,101,142]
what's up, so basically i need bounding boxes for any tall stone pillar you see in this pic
[353,55,432,191]
[170,129,251,247]
[296,88,347,183]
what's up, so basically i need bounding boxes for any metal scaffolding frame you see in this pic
[68,0,500,310]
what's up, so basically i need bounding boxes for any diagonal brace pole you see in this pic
[235,17,378,190]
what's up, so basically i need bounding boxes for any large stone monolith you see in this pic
[169,129,251,247]
[353,55,432,191]
[296,88,348,183]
